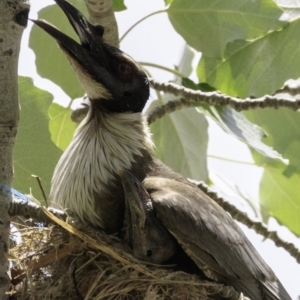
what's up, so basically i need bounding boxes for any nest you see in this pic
[8,209,239,300]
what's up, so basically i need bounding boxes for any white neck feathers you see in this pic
[50,110,154,227]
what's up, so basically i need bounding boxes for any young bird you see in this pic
[33,1,292,299]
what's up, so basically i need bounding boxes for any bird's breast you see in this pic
[49,111,154,231]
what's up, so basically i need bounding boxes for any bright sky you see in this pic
[19,0,300,298]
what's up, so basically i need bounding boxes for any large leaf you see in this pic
[198,18,300,97]
[29,0,87,99]
[150,96,208,181]
[14,77,62,202]
[260,163,300,237]
[215,107,287,163]
[49,103,77,151]
[168,0,284,58]
[182,78,286,163]
[245,108,300,175]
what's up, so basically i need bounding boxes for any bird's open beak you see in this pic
[32,0,149,109]
[31,0,112,95]
[32,0,102,64]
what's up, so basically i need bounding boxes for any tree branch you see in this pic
[85,0,119,47]
[194,181,300,264]
[73,78,300,124]
[0,0,30,298]
[149,79,300,113]
[147,98,192,124]
[9,198,65,224]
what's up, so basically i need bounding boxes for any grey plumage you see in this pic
[121,171,292,300]
[33,1,292,299]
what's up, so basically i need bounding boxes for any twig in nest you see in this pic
[41,207,155,277]
[9,198,66,224]
[71,260,84,300]
[31,174,48,207]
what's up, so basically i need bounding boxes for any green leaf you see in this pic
[182,78,285,163]
[216,108,286,163]
[14,77,63,202]
[260,163,300,237]
[245,108,300,174]
[198,19,300,98]
[49,103,77,151]
[29,0,87,99]
[113,0,127,11]
[150,96,208,181]
[200,106,286,163]
[168,0,284,58]
[165,0,175,5]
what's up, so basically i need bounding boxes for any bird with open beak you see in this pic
[32,1,292,299]
[33,0,187,234]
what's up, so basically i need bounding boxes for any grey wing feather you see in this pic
[144,177,291,300]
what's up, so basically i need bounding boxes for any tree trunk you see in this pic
[0,1,29,298]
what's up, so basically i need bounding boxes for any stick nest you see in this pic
[8,214,238,300]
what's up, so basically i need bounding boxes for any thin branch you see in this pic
[9,198,66,224]
[208,154,256,166]
[149,79,300,112]
[147,98,192,124]
[86,0,119,47]
[9,197,134,256]
[140,62,186,78]
[119,10,166,43]
[193,181,300,264]
[31,175,48,207]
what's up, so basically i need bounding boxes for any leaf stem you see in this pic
[140,62,186,78]
[208,154,256,166]
[120,10,166,42]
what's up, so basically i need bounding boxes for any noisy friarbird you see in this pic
[32,1,292,299]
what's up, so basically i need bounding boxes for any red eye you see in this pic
[118,63,132,77]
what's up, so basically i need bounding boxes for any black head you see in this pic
[32,0,149,113]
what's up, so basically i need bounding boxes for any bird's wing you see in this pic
[144,177,275,281]
[145,177,292,300]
